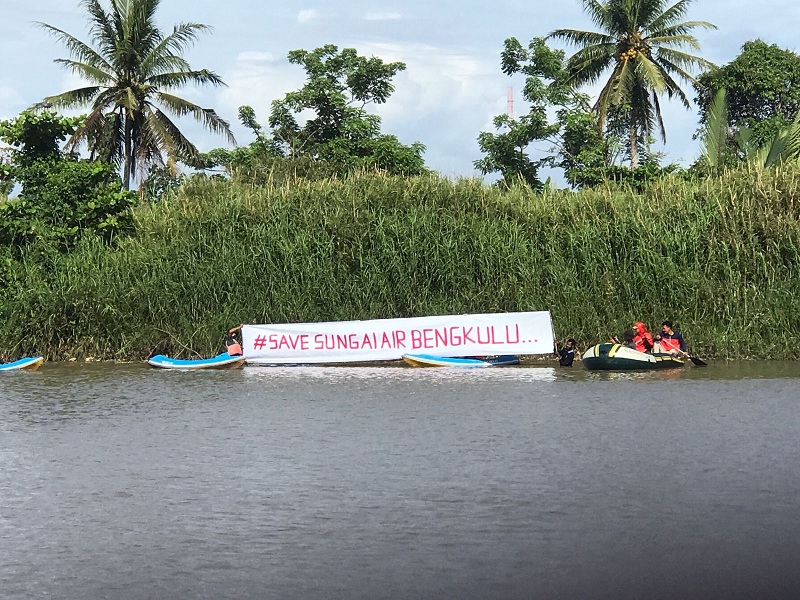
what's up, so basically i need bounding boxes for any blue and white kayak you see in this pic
[0,356,45,371]
[402,353,520,368]
[481,355,521,366]
[147,352,245,370]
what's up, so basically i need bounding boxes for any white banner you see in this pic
[243,311,554,364]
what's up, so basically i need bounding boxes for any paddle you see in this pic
[654,331,707,366]
[668,341,707,366]
[670,346,707,366]
[685,353,707,367]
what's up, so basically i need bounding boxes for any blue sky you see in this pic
[1,0,798,182]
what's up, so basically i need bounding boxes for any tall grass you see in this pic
[2,163,800,360]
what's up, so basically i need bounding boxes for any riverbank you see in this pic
[1,164,799,360]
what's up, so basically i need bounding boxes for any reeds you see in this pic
[2,163,799,360]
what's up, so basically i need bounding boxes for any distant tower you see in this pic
[506,86,515,119]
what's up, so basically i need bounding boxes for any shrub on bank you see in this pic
[1,164,799,360]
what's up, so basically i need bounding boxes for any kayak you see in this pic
[401,354,520,368]
[147,352,245,370]
[481,355,521,366]
[581,343,685,371]
[0,356,45,371]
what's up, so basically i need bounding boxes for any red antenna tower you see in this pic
[506,86,515,118]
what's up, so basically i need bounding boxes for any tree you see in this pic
[555,106,617,187]
[266,45,426,176]
[695,40,800,150]
[476,37,629,189]
[549,0,716,167]
[475,38,583,189]
[0,111,136,251]
[694,86,800,172]
[37,0,235,189]
[475,114,549,190]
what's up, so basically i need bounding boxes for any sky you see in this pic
[1,0,799,183]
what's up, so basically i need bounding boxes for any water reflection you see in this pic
[2,361,800,600]
[583,368,688,382]
[0,358,798,384]
[242,364,557,382]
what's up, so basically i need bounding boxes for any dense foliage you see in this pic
[476,36,682,189]
[0,112,136,254]
[206,45,426,179]
[1,165,799,361]
[696,40,800,149]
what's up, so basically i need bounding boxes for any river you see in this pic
[1,361,799,600]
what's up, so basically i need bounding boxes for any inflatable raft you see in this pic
[582,343,685,371]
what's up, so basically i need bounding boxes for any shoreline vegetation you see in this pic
[4,1,797,364]
[2,164,799,362]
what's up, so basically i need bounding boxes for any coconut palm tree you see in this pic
[549,0,716,167]
[38,0,235,188]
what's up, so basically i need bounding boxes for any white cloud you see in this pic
[297,9,320,24]
[348,42,503,176]
[363,12,402,22]
[236,51,275,64]
[0,85,27,118]
[358,42,498,113]
[214,50,307,146]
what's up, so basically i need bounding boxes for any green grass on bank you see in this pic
[2,164,800,360]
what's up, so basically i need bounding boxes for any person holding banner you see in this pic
[557,338,577,367]
[225,324,244,356]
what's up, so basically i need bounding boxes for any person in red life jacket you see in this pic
[654,320,687,356]
[632,322,654,353]
[225,323,243,356]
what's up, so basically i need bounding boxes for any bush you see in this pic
[0,159,136,251]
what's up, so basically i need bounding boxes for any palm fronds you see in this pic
[37,0,235,188]
[549,0,715,166]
